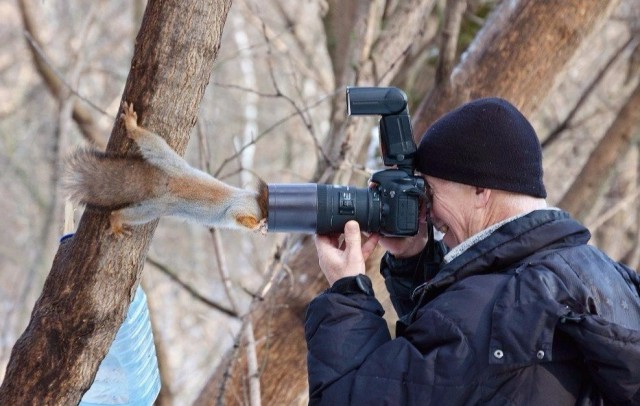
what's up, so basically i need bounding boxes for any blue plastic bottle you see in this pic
[80,287,161,406]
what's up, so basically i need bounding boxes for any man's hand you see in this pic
[378,218,429,259]
[378,198,430,258]
[314,221,380,286]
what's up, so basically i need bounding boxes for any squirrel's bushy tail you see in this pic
[63,149,168,209]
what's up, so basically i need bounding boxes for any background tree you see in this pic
[0,0,638,404]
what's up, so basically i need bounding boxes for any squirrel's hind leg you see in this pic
[108,202,165,237]
[109,211,132,237]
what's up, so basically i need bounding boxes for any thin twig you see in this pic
[211,81,281,98]
[198,84,262,401]
[196,114,243,315]
[22,31,111,120]
[260,20,332,166]
[145,256,238,318]
[209,229,240,314]
[212,91,335,177]
[586,188,640,232]
[244,321,262,406]
[197,120,212,174]
[18,0,109,148]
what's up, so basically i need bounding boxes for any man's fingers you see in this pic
[314,234,332,252]
[343,221,366,267]
[361,234,381,260]
[343,221,362,245]
[315,232,342,249]
[344,221,380,260]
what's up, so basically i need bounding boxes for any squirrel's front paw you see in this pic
[235,215,267,234]
[257,218,268,235]
[120,101,139,137]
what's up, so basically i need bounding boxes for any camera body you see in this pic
[267,87,425,236]
[347,87,425,236]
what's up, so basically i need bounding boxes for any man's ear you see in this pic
[474,187,491,208]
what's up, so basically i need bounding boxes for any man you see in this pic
[306,98,640,405]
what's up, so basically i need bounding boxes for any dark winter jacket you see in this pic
[305,209,640,405]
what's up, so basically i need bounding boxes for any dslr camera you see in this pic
[267,87,425,236]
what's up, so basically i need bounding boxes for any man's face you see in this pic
[423,175,480,249]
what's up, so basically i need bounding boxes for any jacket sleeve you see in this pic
[305,292,390,405]
[305,291,476,405]
[380,252,423,318]
[557,312,640,404]
[380,241,446,318]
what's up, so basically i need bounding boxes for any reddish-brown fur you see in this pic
[169,176,233,203]
[64,102,269,237]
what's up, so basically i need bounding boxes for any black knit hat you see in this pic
[416,97,546,198]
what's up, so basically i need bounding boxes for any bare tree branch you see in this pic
[542,35,635,149]
[145,256,238,318]
[586,189,640,231]
[559,79,640,220]
[413,0,621,137]
[212,91,335,178]
[623,149,640,271]
[258,21,331,167]
[17,0,108,149]
[435,0,467,85]
[365,0,437,84]
[244,320,261,406]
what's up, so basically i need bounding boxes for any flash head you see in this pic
[346,87,408,116]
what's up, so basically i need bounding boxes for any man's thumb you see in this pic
[344,221,362,250]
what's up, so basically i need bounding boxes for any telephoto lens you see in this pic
[267,87,424,236]
[267,183,380,235]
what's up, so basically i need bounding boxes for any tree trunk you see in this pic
[0,0,232,404]
[558,80,640,220]
[412,0,621,137]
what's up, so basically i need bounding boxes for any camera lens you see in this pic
[267,184,380,234]
[316,185,380,234]
[267,184,318,233]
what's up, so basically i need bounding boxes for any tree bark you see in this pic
[0,0,232,404]
[413,0,621,137]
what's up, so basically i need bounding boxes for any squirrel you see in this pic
[64,102,268,236]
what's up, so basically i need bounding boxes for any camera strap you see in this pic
[425,217,436,264]
[423,208,443,276]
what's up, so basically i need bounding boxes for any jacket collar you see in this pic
[412,209,590,301]
[443,210,532,264]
